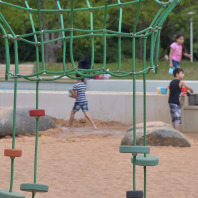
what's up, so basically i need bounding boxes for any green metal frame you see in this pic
[0,0,181,81]
[0,1,182,198]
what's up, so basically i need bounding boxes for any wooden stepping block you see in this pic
[119,145,150,154]
[20,183,48,193]
[4,149,22,158]
[29,109,45,117]
[131,155,159,166]
[0,189,25,198]
[126,190,143,198]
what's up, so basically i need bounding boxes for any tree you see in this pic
[40,0,66,63]
[1,0,198,63]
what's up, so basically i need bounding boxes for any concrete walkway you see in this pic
[86,80,198,93]
[0,79,198,93]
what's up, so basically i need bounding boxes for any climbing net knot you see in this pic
[35,42,41,46]
[39,30,44,35]
[130,33,136,38]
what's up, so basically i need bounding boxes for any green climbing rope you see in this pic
[0,1,182,198]
[0,0,181,81]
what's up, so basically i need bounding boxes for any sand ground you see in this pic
[0,118,198,198]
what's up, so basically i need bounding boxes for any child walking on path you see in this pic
[169,33,191,70]
[69,74,97,130]
[168,68,193,131]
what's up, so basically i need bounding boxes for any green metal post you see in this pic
[9,78,17,192]
[70,0,76,69]
[57,0,67,71]
[4,38,10,81]
[132,36,136,191]
[118,0,123,71]
[102,0,108,69]
[36,0,45,72]
[86,0,95,69]
[143,38,147,198]
[9,35,19,192]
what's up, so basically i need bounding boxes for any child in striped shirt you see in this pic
[69,74,97,130]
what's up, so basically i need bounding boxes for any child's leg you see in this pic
[169,103,181,131]
[69,110,76,129]
[83,111,97,130]
[172,124,180,131]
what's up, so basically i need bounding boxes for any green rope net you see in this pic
[1,0,181,80]
[0,0,181,198]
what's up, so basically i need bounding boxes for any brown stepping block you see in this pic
[29,109,45,117]
[4,149,22,158]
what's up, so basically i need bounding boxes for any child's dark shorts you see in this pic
[73,102,88,112]
[172,60,180,69]
[169,103,181,125]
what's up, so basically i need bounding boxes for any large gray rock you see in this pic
[0,107,56,137]
[121,122,191,147]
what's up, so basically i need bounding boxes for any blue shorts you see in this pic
[169,103,181,125]
[172,60,180,69]
[73,102,88,112]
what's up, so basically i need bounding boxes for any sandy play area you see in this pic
[0,118,198,198]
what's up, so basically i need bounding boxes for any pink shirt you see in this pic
[170,42,182,62]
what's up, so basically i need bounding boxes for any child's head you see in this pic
[173,68,184,79]
[76,74,85,82]
[175,33,185,45]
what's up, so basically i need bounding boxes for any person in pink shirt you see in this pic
[169,33,191,69]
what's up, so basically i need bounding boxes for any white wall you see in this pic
[0,90,171,125]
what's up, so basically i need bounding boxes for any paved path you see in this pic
[0,80,198,93]
[86,80,198,93]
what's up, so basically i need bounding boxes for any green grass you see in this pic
[34,59,198,80]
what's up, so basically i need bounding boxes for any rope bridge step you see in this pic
[126,190,144,198]
[119,145,150,154]
[0,189,25,198]
[29,109,45,117]
[4,149,22,158]
[131,155,159,166]
[20,183,48,193]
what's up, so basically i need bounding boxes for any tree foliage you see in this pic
[0,0,198,64]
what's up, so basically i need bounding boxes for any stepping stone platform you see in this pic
[131,155,159,166]
[20,183,48,193]
[0,189,25,198]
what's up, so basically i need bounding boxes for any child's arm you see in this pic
[183,52,192,59]
[69,89,77,98]
[169,48,174,68]
[180,81,194,93]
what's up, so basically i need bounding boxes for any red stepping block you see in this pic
[29,109,45,117]
[4,149,22,158]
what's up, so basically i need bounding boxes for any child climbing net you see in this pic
[0,0,181,198]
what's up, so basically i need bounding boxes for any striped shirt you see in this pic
[73,82,87,103]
